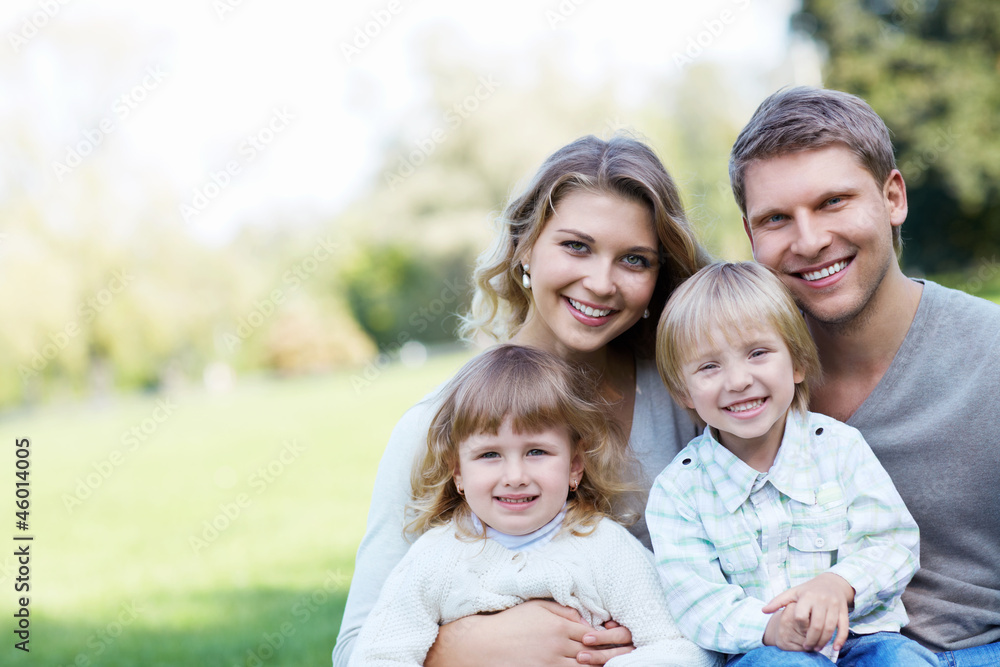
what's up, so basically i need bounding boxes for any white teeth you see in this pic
[498,497,534,503]
[726,398,764,413]
[802,260,848,282]
[568,298,612,317]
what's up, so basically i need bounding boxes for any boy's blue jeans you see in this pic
[935,641,1000,667]
[725,631,937,666]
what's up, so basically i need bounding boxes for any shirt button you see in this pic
[724,561,734,572]
[815,537,825,548]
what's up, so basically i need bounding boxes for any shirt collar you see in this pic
[694,411,818,513]
[767,411,820,505]
[470,505,567,552]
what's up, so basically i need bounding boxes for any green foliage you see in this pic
[797,0,1000,270]
[340,243,474,348]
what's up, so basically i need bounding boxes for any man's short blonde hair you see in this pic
[656,262,821,415]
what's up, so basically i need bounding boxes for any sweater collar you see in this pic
[471,506,567,552]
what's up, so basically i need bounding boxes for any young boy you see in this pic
[646,262,936,666]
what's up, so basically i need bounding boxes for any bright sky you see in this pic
[2,0,817,242]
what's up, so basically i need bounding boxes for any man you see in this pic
[729,86,1000,666]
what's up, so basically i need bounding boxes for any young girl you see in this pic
[348,345,720,667]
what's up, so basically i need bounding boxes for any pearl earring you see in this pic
[522,264,531,290]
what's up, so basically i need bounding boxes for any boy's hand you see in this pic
[762,603,808,651]
[762,573,854,652]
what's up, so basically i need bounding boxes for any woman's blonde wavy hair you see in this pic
[407,345,642,539]
[459,134,710,358]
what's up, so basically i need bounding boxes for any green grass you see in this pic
[0,349,474,666]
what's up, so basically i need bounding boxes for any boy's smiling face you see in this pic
[681,325,804,466]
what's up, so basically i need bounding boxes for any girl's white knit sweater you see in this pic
[349,517,721,667]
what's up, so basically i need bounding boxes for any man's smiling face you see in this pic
[742,143,906,329]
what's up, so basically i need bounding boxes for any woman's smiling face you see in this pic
[518,190,660,360]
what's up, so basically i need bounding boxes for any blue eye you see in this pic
[527,448,547,456]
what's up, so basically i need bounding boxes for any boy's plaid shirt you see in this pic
[646,411,919,654]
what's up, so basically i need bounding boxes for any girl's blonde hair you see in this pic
[656,262,822,415]
[407,344,640,539]
[459,134,710,357]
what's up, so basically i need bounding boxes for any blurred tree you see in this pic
[340,243,472,349]
[797,0,1000,271]
[639,64,750,261]
[332,32,754,350]
[0,15,378,407]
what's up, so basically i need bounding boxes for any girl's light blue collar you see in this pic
[471,505,567,552]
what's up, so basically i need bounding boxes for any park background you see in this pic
[1,0,998,665]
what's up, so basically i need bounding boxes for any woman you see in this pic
[333,134,711,667]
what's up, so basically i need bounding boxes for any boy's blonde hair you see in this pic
[656,262,821,415]
[408,345,640,539]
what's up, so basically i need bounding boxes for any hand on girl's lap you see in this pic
[425,599,634,667]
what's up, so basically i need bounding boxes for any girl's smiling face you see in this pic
[516,190,660,361]
[454,417,582,536]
